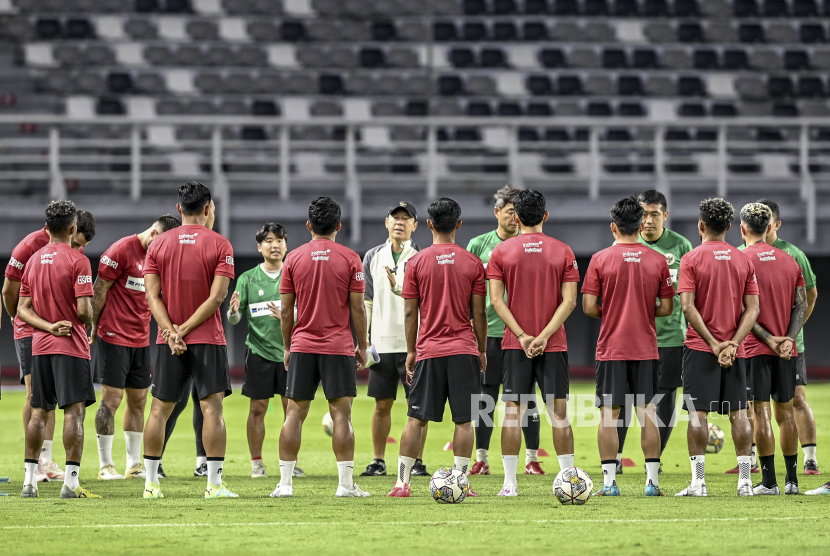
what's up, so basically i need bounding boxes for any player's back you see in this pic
[98,234,151,345]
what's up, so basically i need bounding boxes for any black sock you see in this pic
[784,454,798,485]
[759,455,777,488]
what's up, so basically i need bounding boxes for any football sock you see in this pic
[523,400,541,451]
[396,456,415,487]
[526,449,538,463]
[64,462,80,490]
[737,455,752,485]
[97,434,115,468]
[690,455,705,488]
[601,459,617,487]
[645,458,660,486]
[337,460,355,490]
[502,455,519,488]
[206,457,224,487]
[124,431,142,468]
[24,459,38,486]
[252,456,262,463]
[784,454,798,485]
[803,443,817,463]
[476,448,489,465]
[616,452,623,463]
[759,455,777,488]
[750,443,757,468]
[197,455,207,467]
[40,440,53,464]
[279,460,296,488]
[454,457,471,475]
[558,454,575,471]
[144,455,160,484]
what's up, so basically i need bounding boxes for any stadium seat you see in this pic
[773,102,798,116]
[187,19,218,40]
[584,22,615,42]
[739,24,765,43]
[164,0,192,13]
[618,101,645,116]
[438,75,465,95]
[673,0,700,16]
[723,49,750,69]
[493,22,518,41]
[135,72,166,94]
[632,49,659,68]
[665,128,691,140]
[570,47,599,68]
[711,102,738,116]
[614,0,639,16]
[553,0,579,15]
[467,75,497,95]
[375,74,404,95]
[784,50,811,70]
[107,72,133,93]
[372,21,397,41]
[733,0,759,16]
[219,99,248,115]
[587,101,612,116]
[371,100,402,116]
[528,101,552,115]
[498,101,523,115]
[97,96,125,115]
[557,75,583,95]
[800,24,826,43]
[539,48,566,68]
[207,45,235,66]
[319,74,345,95]
[135,0,159,12]
[585,74,614,96]
[643,0,669,16]
[225,72,255,94]
[405,100,427,116]
[463,0,487,14]
[644,21,675,43]
[693,49,719,69]
[387,47,419,67]
[662,48,692,69]
[237,45,267,67]
[602,48,628,69]
[526,74,552,95]
[195,72,224,94]
[66,18,94,39]
[797,76,825,97]
[768,76,795,98]
[310,100,343,116]
[767,22,797,44]
[450,48,476,68]
[751,48,782,71]
[763,0,789,16]
[793,0,819,16]
[35,18,61,39]
[522,21,548,41]
[466,101,492,116]
[525,0,550,14]
[494,0,519,13]
[433,22,457,41]
[518,127,540,141]
[281,21,306,41]
[677,75,706,96]
[481,48,507,67]
[87,45,116,66]
[679,102,706,117]
[584,0,609,15]
[695,128,719,140]
[359,48,385,68]
[463,22,489,41]
[604,127,630,140]
[677,23,704,43]
[735,75,768,99]
[617,75,644,95]
[346,73,375,95]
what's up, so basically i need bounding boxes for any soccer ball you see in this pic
[429,467,469,504]
[553,467,593,505]
[322,412,334,436]
[706,423,725,453]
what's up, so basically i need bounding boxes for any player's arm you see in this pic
[655,296,674,317]
[534,282,578,349]
[145,272,176,340]
[582,293,602,319]
[89,277,114,342]
[680,291,725,353]
[404,296,419,379]
[472,293,487,372]
[805,286,817,325]
[17,296,71,336]
[350,291,368,369]
[77,295,93,326]
[2,277,20,319]
[176,275,230,338]
[785,286,808,345]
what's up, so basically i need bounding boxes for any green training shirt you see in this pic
[739,238,816,353]
[235,264,284,362]
[467,230,515,338]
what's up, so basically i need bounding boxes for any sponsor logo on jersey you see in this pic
[311,249,330,261]
[669,268,679,283]
[40,252,56,264]
[8,256,23,270]
[179,232,198,244]
[78,275,92,285]
[125,276,145,292]
[355,271,364,281]
[665,253,676,266]
[713,249,731,261]
[667,277,673,286]
[250,301,277,318]
[101,255,118,269]
[756,250,776,262]
[258,289,264,296]
[623,250,642,263]
[225,256,234,266]
[436,252,456,265]
[523,240,543,253]
[572,260,578,269]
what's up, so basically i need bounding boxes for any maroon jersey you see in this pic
[402,244,486,361]
[678,241,760,353]
[143,224,234,345]
[742,243,806,357]
[7,228,49,340]
[97,235,152,348]
[486,232,580,352]
[19,242,93,359]
[582,243,676,361]
[279,239,365,356]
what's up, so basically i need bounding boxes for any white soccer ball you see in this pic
[322,412,334,436]
[553,467,593,505]
[706,423,725,454]
[429,466,469,504]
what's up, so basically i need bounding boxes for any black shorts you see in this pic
[242,347,287,399]
[681,347,748,415]
[367,353,409,400]
[595,359,658,408]
[407,354,480,423]
[502,350,569,402]
[93,337,151,390]
[152,344,232,402]
[795,354,807,386]
[657,346,683,389]
[286,352,357,401]
[15,337,33,384]
[30,354,96,411]
[747,354,796,404]
[483,336,505,385]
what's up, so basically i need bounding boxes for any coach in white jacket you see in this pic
[359,202,429,478]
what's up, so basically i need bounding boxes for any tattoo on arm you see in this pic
[787,286,808,340]
[91,279,113,328]
[751,321,772,343]
[95,403,114,435]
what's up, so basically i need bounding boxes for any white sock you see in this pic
[396,456,416,487]
[737,455,753,486]
[454,456,471,475]
[145,458,160,484]
[525,449,538,463]
[197,455,207,467]
[476,448,489,465]
[690,455,706,488]
[40,440,53,464]
[750,444,757,468]
[207,458,224,487]
[502,455,519,488]
[616,452,623,462]
[24,461,37,486]
[557,454,575,471]
[279,460,296,488]
[645,460,660,486]
[602,461,617,487]
[804,445,817,463]
[97,434,115,468]
[64,464,80,490]
[124,431,143,468]
[337,460,355,490]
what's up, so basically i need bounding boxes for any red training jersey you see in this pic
[19,242,93,359]
[97,235,152,348]
[402,244,486,361]
[678,241,759,354]
[143,224,234,345]
[486,232,580,352]
[582,243,676,361]
[279,239,365,356]
[741,243,806,357]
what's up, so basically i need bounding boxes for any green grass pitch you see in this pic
[1,382,829,555]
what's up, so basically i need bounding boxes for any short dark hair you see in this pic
[75,210,96,241]
[428,197,462,234]
[155,214,181,233]
[308,197,341,235]
[610,195,644,236]
[494,185,520,209]
[513,189,546,227]
[699,197,734,234]
[637,189,668,211]
[44,200,77,235]
[256,222,288,243]
[178,181,212,216]
[756,198,780,222]
[740,203,772,235]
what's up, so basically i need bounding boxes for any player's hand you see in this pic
[48,320,72,337]
[284,349,290,369]
[266,301,282,320]
[519,334,537,358]
[88,325,97,345]
[716,342,737,367]
[478,351,487,373]
[527,336,548,358]
[778,338,794,360]
[229,291,240,315]
[405,352,416,383]
[384,266,396,288]
[355,345,367,371]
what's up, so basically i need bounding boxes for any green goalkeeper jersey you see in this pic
[467,230,516,338]
[235,264,284,362]
[739,238,816,354]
